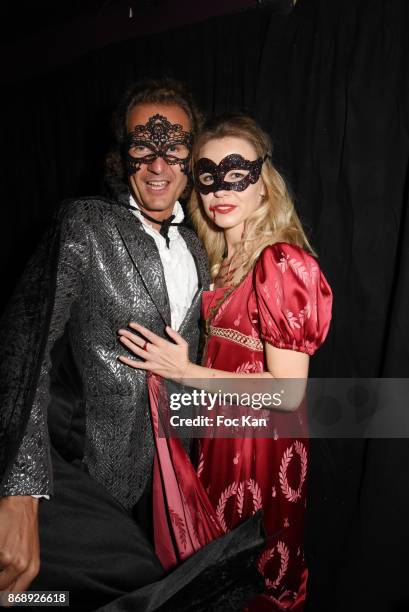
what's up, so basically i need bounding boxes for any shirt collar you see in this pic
[129,194,185,232]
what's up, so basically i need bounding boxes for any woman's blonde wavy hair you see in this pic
[187,114,315,285]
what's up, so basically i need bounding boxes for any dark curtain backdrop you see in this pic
[0,4,276,304]
[256,3,409,611]
[1,1,409,610]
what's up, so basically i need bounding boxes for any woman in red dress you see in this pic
[118,114,332,610]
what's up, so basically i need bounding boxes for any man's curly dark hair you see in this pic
[104,77,204,199]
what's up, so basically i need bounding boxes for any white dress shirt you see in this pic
[129,195,199,330]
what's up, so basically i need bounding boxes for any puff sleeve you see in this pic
[254,243,332,355]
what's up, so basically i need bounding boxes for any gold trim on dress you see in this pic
[209,326,264,352]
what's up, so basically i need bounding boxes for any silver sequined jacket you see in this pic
[0,196,209,509]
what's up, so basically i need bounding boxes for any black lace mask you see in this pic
[124,114,193,175]
[194,154,266,194]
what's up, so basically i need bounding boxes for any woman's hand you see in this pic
[118,322,191,381]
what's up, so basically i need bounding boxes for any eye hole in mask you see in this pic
[194,153,267,195]
[129,142,191,162]
[124,114,193,175]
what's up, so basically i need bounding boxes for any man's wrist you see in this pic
[1,495,40,509]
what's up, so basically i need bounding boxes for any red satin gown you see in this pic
[198,243,333,611]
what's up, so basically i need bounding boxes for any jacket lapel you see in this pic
[178,225,210,290]
[114,207,171,326]
[178,225,210,334]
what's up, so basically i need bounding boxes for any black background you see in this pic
[1,0,408,609]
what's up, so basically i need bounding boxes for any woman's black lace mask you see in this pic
[124,114,193,175]
[194,154,266,194]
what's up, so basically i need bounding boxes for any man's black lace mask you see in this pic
[124,114,193,175]
[194,154,266,194]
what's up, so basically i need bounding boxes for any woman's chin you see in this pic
[207,216,243,231]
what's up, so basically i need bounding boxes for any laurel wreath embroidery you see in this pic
[258,541,290,590]
[216,479,263,532]
[274,278,283,307]
[169,509,187,549]
[197,451,204,478]
[289,259,309,285]
[279,442,308,502]
[180,488,199,544]
[298,301,311,325]
[278,251,312,286]
[237,482,245,518]
[285,309,301,329]
[191,512,200,543]
[235,360,264,374]
[247,478,263,512]
[257,546,274,577]
[216,482,238,532]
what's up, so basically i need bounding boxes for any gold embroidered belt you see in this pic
[208,326,264,352]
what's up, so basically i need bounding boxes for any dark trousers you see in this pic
[29,447,266,612]
[30,448,164,611]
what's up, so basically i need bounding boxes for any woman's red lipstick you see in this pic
[209,205,237,215]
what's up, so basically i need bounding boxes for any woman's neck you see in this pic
[224,225,244,259]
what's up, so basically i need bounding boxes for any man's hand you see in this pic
[0,496,40,603]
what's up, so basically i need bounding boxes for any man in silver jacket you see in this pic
[0,79,212,607]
